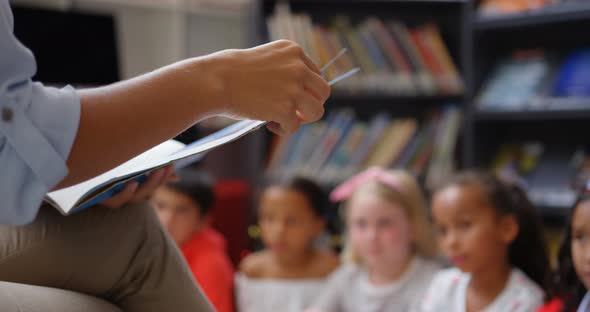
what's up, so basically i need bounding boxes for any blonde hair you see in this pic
[341,169,437,263]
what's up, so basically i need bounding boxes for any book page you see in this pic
[45,140,185,211]
[45,120,265,213]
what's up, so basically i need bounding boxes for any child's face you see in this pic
[432,185,517,274]
[258,186,324,260]
[571,200,590,290]
[347,192,412,268]
[151,186,206,246]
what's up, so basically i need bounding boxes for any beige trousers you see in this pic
[0,202,215,312]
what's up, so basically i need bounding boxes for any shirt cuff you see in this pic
[0,82,80,190]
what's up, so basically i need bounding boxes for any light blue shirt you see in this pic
[0,0,80,224]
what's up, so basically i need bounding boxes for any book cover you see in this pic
[410,26,451,94]
[325,28,361,93]
[388,21,437,95]
[334,17,376,92]
[366,18,416,95]
[358,22,396,93]
[421,24,465,94]
[303,110,356,176]
[425,106,462,190]
[365,118,418,168]
[341,112,391,180]
[320,123,368,184]
[46,120,266,214]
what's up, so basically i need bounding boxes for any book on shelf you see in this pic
[477,0,565,17]
[553,48,590,98]
[477,49,552,111]
[425,106,462,190]
[490,142,586,211]
[266,2,464,96]
[476,48,590,112]
[265,106,462,189]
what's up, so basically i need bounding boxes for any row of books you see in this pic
[477,48,590,111]
[478,0,581,17]
[266,3,464,96]
[266,107,462,190]
[491,142,586,210]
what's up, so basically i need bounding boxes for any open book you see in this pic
[45,120,266,215]
[45,54,359,215]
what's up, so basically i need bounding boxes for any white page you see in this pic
[45,120,265,212]
[43,64,359,213]
[45,140,185,210]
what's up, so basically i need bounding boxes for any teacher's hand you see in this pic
[99,166,177,209]
[204,40,330,135]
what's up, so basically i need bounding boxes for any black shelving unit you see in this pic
[473,109,590,122]
[326,94,465,117]
[256,0,473,248]
[475,2,590,31]
[259,0,590,223]
[465,0,590,221]
[260,0,472,79]
[260,0,473,161]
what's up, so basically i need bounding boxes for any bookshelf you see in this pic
[259,0,590,226]
[466,0,590,222]
[14,0,587,227]
[258,0,470,216]
[254,0,472,249]
[473,109,590,122]
[475,2,590,31]
[325,94,464,115]
[260,0,471,177]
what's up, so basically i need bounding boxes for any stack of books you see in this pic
[477,48,590,111]
[267,3,464,96]
[266,106,462,190]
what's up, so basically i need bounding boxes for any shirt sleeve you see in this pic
[418,269,458,312]
[189,252,235,312]
[0,0,80,224]
[307,265,353,312]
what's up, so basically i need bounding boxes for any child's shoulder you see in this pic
[414,257,443,275]
[239,250,272,278]
[433,267,463,280]
[428,267,465,289]
[309,250,341,278]
[537,297,564,312]
[420,268,466,310]
[508,268,545,302]
[408,257,443,286]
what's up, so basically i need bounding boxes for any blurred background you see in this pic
[12,0,590,264]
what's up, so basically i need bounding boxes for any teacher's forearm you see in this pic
[56,57,223,189]
[54,40,330,189]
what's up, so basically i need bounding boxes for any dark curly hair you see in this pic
[265,176,329,218]
[441,171,553,299]
[556,193,590,311]
[165,169,215,216]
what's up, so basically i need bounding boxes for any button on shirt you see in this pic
[0,0,80,224]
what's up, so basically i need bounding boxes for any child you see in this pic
[422,171,551,312]
[151,169,234,312]
[236,177,340,312]
[307,167,441,312]
[539,191,590,312]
